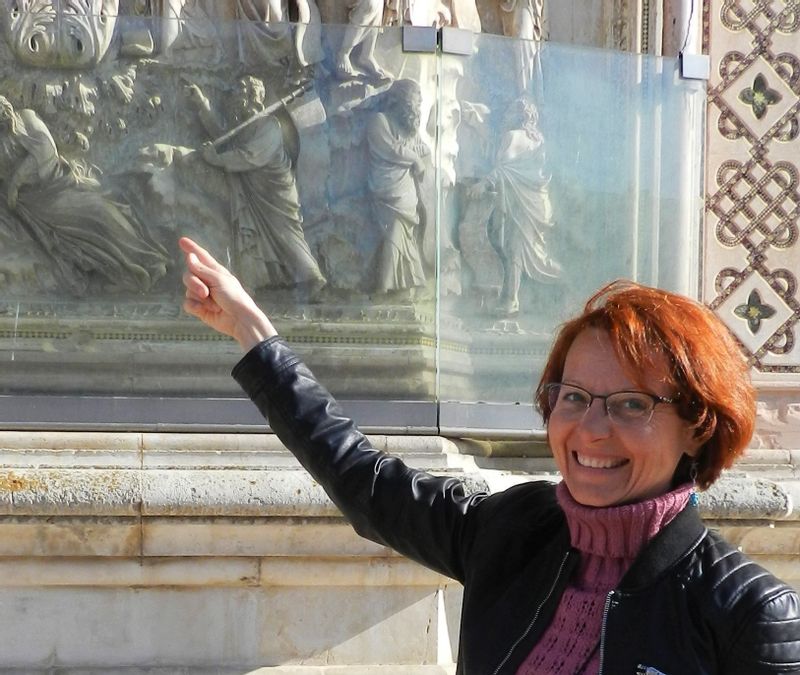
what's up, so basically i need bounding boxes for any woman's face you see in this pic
[547,328,702,507]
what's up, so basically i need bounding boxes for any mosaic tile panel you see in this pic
[705,0,800,376]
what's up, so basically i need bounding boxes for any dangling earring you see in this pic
[689,461,699,507]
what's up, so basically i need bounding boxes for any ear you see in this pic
[683,422,709,458]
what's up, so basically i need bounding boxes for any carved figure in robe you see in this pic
[366,79,430,293]
[396,0,478,29]
[186,77,326,293]
[499,0,543,92]
[168,0,221,55]
[445,0,481,31]
[119,0,156,56]
[335,0,389,80]
[469,97,560,315]
[235,0,322,74]
[0,96,169,295]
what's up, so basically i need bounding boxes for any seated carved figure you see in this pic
[0,96,169,294]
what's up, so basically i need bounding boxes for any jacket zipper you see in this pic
[490,551,571,675]
[598,589,616,675]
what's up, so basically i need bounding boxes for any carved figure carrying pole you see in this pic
[186,77,326,293]
[210,79,313,148]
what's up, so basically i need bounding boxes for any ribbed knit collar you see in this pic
[556,481,693,561]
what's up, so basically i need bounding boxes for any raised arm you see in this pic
[179,237,486,581]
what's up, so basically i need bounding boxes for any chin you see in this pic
[564,482,624,508]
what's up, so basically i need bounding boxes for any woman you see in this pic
[180,236,800,674]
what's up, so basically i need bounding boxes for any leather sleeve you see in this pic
[232,337,487,582]
[726,585,800,673]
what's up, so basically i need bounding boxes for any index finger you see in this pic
[178,237,226,273]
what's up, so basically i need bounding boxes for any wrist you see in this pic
[234,307,277,352]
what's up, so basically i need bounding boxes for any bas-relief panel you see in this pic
[0,1,559,402]
[0,1,701,406]
[705,0,800,378]
[0,4,411,398]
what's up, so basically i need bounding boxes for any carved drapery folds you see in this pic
[2,0,119,67]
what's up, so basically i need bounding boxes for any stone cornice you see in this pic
[0,431,797,522]
[0,433,798,594]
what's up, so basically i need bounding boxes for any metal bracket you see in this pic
[441,27,474,56]
[402,26,437,53]
[402,26,475,56]
[679,52,710,81]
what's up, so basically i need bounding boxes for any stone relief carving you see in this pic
[333,0,389,81]
[0,2,549,318]
[442,0,481,31]
[366,79,430,295]
[290,0,323,71]
[234,0,322,78]
[0,0,668,408]
[459,97,560,316]
[186,76,326,294]
[0,95,169,294]
[498,0,542,92]
[118,0,157,57]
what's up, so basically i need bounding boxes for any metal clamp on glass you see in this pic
[679,52,710,80]
[402,26,437,53]
[441,27,474,56]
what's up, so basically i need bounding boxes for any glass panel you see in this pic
[0,11,438,421]
[438,35,706,425]
[0,8,705,432]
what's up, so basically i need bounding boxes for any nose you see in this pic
[577,397,612,437]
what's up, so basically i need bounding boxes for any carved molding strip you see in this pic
[706,0,800,373]
[1,0,119,68]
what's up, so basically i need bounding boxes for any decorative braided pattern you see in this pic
[706,0,800,372]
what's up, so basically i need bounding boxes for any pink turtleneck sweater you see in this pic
[515,482,692,675]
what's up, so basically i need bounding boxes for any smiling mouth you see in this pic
[574,452,628,469]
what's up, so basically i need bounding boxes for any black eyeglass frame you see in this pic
[543,382,678,424]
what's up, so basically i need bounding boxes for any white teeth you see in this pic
[575,453,627,469]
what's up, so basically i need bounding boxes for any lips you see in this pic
[574,452,628,469]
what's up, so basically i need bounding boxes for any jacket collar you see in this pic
[617,504,707,590]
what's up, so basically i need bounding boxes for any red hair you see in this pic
[535,280,755,489]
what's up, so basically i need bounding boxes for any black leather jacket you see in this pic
[234,337,800,674]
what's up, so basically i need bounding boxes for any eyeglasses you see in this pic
[544,382,677,426]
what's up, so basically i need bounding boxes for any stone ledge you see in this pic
[2,432,800,522]
[0,432,462,470]
[0,467,485,518]
[0,556,448,588]
[0,516,390,558]
[248,668,455,674]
